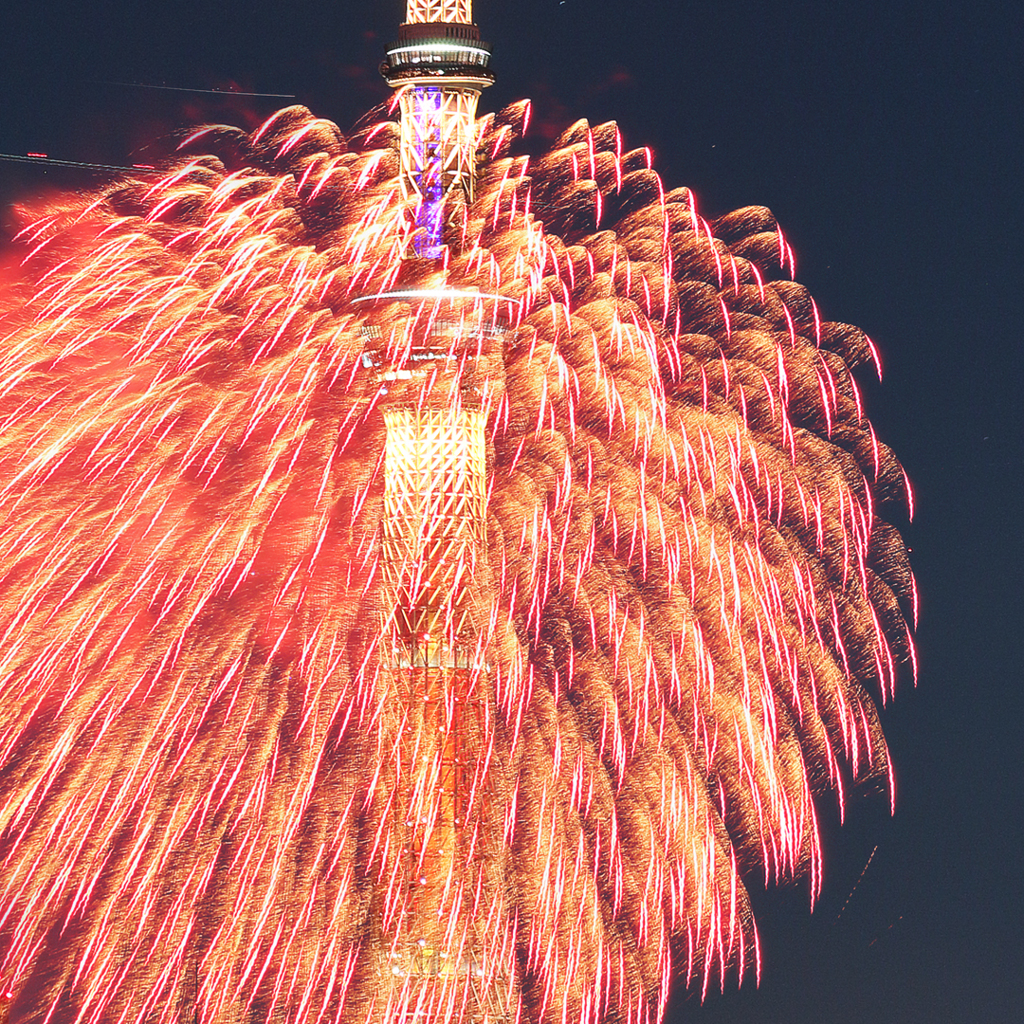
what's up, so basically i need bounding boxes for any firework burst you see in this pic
[0,101,914,1024]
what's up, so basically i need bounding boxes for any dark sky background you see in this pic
[0,2,1020,1022]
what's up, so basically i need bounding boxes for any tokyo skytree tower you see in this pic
[365,2,512,1023]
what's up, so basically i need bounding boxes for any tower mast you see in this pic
[382,0,493,257]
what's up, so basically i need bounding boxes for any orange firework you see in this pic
[0,101,914,1024]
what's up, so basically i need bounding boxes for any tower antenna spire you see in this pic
[382,0,493,258]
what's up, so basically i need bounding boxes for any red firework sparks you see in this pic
[0,101,915,1024]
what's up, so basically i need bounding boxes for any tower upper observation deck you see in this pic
[382,0,492,90]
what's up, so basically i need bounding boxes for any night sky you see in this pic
[0,2,1020,1022]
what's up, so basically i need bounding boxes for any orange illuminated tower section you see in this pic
[367,308,513,1024]
[366,4,510,1023]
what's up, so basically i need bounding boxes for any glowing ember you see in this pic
[0,101,915,1024]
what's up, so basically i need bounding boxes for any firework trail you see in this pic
[0,102,914,1024]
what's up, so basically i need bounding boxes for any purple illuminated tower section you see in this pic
[381,0,493,257]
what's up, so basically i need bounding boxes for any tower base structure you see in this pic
[378,640,512,1024]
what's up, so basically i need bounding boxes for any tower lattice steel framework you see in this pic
[367,4,510,1023]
